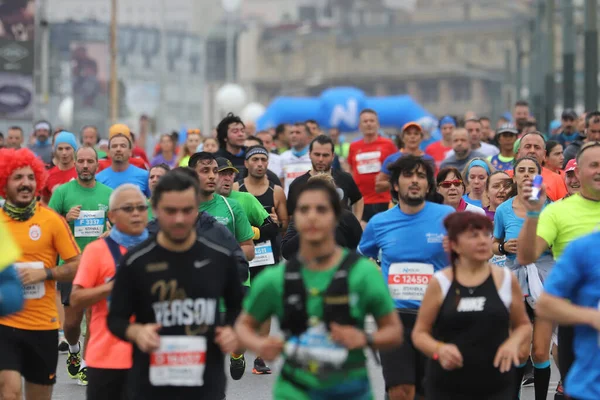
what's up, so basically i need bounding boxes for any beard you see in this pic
[161,226,193,244]
[399,192,425,207]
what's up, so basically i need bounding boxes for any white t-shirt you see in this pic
[465,203,487,215]
[280,150,311,195]
[267,153,283,179]
[445,142,499,160]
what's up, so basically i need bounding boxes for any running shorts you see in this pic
[379,311,426,395]
[0,325,58,385]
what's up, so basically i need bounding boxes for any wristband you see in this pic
[433,341,443,361]
[526,211,541,218]
[499,242,508,256]
[45,268,54,281]
[364,332,374,348]
[251,226,260,240]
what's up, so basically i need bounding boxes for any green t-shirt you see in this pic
[228,190,269,228]
[243,250,395,398]
[537,193,600,259]
[96,148,107,159]
[199,193,254,243]
[147,198,154,221]
[48,180,113,251]
[179,155,191,167]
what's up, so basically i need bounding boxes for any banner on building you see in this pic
[0,0,35,119]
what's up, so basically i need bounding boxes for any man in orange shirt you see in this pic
[516,132,568,202]
[71,183,149,399]
[0,148,81,400]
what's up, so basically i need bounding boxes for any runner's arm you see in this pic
[70,283,113,309]
[537,293,599,327]
[240,239,255,261]
[274,185,289,232]
[506,274,533,358]
[411,276,445,357]
[368,311,403,350]
[107,256,137,342]
[375,172,391,193]
[516,216,549,265]
[280,219,299,260]
[49,255,81,282]
[0,265,24,316]
[352,197,364,222]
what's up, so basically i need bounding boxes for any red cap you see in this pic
[402,122,423,133]
[564,159,577,173]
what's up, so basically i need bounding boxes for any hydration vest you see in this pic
[280,251,360,337]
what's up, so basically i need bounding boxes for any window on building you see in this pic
[419,80,439,104]
[451,78,472,102]
[388,82,408,95]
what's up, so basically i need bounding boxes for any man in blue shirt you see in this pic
[358,155,454,400]
[96,133,150,196]
[537,231,600,400]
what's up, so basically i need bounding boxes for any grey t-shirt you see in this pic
[439,150,487,172]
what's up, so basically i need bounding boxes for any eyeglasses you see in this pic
[115,205,149,213]
[438,180,463,188]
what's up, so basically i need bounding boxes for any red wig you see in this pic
[0,148,48,198]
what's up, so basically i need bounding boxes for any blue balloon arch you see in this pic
[257,87,433,132]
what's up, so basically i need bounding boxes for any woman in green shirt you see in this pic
[235,179,402,400]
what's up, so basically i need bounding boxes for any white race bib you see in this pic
[150,336,207,387]
[489,254,506,268]
[388,263,433,301]
[14,262,46,299]
[74,210,105,238]
[284,322,348,371]
[249,240,275,268]
[355,151,382,174]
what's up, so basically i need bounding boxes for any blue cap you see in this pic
[53,131,78,151]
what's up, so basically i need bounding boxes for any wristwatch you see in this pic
[364,332,374,348]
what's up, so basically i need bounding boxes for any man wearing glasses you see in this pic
[70,183,149,399]
[48,146,113,386]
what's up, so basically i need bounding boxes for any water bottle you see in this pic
[529,175,543,203]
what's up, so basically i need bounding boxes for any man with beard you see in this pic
[41,131,79,204]
[28,121,54,167]
[358,155,454,400]
[286,135,363,220]
[96,131,150,197]
[107,170,243,400]
[48,146,113,386]
[0,148,81,400]
[440,128,486,172]
[6,126,24,149]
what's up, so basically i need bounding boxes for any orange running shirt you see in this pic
[73,239,132,369]
[0,205,80,330]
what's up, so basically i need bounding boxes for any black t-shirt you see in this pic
[107,236,243,400]
[287,170,362,216]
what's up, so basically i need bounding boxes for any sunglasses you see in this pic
[115,205,149,213]
[438,180,463,188]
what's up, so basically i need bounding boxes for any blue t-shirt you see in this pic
[358,202,454,310]
[493,197,549,261]
[544,231,600,400]
[462,194,483,208]
[96,165,150,197]
[381,152,436,175]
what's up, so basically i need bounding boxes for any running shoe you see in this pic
[66,343,82,379]
[58,340,69,353]
[230,354,246,380]
[554,380,564,400]
[252,357,271,375]
[522,371,534,386]
[77,367,88,386]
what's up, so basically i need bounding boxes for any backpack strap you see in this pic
[104,236,124,269]
[323,251,360,327]
[280,256,309,338]
[221,195,236,237]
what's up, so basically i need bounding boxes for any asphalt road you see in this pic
[52,318,560,399]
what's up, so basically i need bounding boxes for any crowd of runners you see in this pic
[0,102,599,400]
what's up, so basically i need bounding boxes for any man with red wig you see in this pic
[0,148,81,400]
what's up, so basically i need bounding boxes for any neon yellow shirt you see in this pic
[537,193,600,259]
[0,219,20,272]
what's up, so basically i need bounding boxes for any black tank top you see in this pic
[427,269,513,396]
[239,181,280,265]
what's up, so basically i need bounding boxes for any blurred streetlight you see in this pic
[222,0,242,83]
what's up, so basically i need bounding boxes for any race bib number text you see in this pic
[14,262,46,299]
[249,240,275,268]
[388,263,434,301]
[150,336,207,387]
[74,210,105,238]
[356,151,382,174]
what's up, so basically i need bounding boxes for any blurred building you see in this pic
[238,0,533,122]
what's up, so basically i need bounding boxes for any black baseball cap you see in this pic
[216,157,239,173]
[561,109,578,120]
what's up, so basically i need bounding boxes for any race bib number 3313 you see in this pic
[388,263,433,301]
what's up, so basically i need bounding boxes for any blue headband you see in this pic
[467,160,490,175]
[440,116,456,127]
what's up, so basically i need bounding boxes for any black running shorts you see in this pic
[58,282,73,306]
[87,367,130,400]
[0,325,58,385]
[379,311,426,395]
